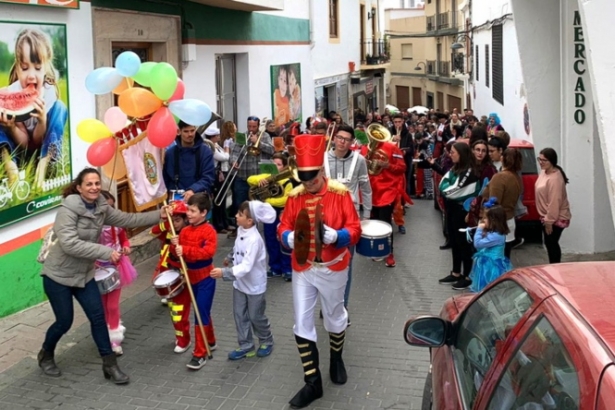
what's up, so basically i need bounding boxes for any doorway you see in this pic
[324,84,337,119]
[216,54,237,125]
[448,94,462,112]
[426,92,434,109]
[437,92,444,111]
[412,87,422,107]
[396,85,410,110]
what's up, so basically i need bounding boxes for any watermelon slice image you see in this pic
[0,85,39,123]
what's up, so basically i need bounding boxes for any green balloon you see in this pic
[173,114,180,124]
[132,61,156,87]
[150,62,178,101]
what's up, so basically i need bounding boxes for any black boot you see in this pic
[439,239,451,250]
[289,335,323,409]
[38,348,61,377]
[329,331,347,385]
[102,354,129,384]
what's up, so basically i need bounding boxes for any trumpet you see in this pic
[365,123,392,176]
[248,163,298,201]
[213,118,267,207]
[247,118,269,156]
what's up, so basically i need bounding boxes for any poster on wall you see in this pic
[314,86,324,118]
[270,63,302,128]
[0,0,79,9]
[0,21,71,227]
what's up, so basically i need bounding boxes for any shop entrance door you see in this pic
[325,84,337,119]
[216,54,237,125]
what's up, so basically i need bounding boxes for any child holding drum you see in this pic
[170,193,218,370]
[150,200,194,354]
[96,191,138,356]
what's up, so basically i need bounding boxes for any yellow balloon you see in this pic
[77,119,112,143]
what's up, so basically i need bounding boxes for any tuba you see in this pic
[196,112,223,137]
[365,123,392,176]
[248,162,299,201]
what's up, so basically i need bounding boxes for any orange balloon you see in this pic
[101,150,127,180]
[118,88,162,118]
[113,78,134,95]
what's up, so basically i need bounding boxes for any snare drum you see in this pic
[152,269,185,299]
[356,220,392,258]
[94,267,121,294]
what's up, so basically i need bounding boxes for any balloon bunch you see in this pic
[77,51,213,168]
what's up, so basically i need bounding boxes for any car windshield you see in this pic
[452,280,534,408]
[518,148,538,175]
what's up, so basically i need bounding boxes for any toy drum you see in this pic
[356,220,392,258]
[152,269,185,299]
[94,267,121,294]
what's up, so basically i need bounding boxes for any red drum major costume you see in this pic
[278,134,361,409]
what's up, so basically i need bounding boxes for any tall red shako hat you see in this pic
[294,134,327,182]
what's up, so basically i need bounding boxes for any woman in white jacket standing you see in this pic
[205,126,232,233]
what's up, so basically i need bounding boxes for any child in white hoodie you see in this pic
[211,200,276,360]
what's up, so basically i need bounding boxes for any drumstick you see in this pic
[163,202,212,359]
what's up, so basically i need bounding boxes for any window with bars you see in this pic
[329,0,339,38]
[475,45,479,82]
[485,45,490,88]
[492,25,504,105]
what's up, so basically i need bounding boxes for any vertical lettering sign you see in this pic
[0,0,79,9]
[573,11,586,124]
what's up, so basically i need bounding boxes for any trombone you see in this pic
[324,122,336,153]
[213,117,268,207]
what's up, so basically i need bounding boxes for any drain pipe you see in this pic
[309,0,315,49]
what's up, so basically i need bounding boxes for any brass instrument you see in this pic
[365,123,392,176]
[196,112,223,137]
[247,117,269,156]
[213,117,268,207]
[248,163,298,201]
[324,122,336,153]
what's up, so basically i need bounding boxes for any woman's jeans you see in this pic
[543,225,564,263]
[446,199,474,276]
[43,276,113,357]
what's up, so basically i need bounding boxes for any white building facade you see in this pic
[470,0,615,255]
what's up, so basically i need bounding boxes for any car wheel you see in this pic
[421,371,433,410]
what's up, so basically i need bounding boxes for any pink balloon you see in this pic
[87,137,117,167]
[148,107,178,148]
[103,107,128,133]
[169,79,185,102]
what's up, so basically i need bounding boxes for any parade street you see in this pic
[0,200,568,410]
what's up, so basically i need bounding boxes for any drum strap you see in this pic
[308,249,348,268]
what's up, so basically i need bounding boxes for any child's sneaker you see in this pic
[186,356,206,370]
[385,254,396,268]
[160,298,168,306]
[228,347,256,360]
[283,272,292,282]
[256,344,273,358]
[174,341,191,354]
[207,343,218,352]
[111,343,123,356]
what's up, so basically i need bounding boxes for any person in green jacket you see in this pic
[38,167,169,384]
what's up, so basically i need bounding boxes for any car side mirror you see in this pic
[403,316,448,348]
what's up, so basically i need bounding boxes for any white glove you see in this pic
[286,231,295,249]
[323,225,338,245]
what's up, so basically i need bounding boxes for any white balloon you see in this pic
[168,99,212,126]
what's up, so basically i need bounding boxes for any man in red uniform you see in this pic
[363,140,407,267]
[278,134,361,409]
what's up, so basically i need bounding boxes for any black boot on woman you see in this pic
[102,354,130,384]
[38,348,61,377]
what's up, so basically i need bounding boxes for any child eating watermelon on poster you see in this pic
[0,28,68,192]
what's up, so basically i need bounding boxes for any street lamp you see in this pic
[451,33,471,50]
[414,62,427,71]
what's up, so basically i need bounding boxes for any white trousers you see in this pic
[292,266,348,342]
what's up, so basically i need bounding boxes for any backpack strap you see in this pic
[173,146,180,190]
[195,146,201,179]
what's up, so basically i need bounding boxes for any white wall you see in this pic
[471,20,529,141]
[472,0,512,24]
[257,0,309,18]
[182,44,314,129]
[0,3,96,244]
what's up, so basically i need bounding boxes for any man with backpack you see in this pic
[163,121,215,201]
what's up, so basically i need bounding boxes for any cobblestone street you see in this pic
[0,200,557,410]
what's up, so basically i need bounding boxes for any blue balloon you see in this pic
[85,67,123,95]
[168,99,212,126]
[115,51,141,77]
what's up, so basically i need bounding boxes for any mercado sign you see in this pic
[0,0,79,9]
[572,10,586,125]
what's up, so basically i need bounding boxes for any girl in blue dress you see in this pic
[469,202,513,292]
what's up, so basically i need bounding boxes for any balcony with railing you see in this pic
[360,39,391,69]
[423,59,462,85]
[426,60,436,75]
[425,10,460,35]
[187,0,283,11]
[438,60,450,77]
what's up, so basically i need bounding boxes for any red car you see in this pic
[404,262,615,410]
[432,138,540,235]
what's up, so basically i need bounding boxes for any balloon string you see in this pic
[106,137,119,191]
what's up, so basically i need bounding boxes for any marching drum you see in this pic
[94,267,121,294]
[152,269,185,299]
[356,220,392,258]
